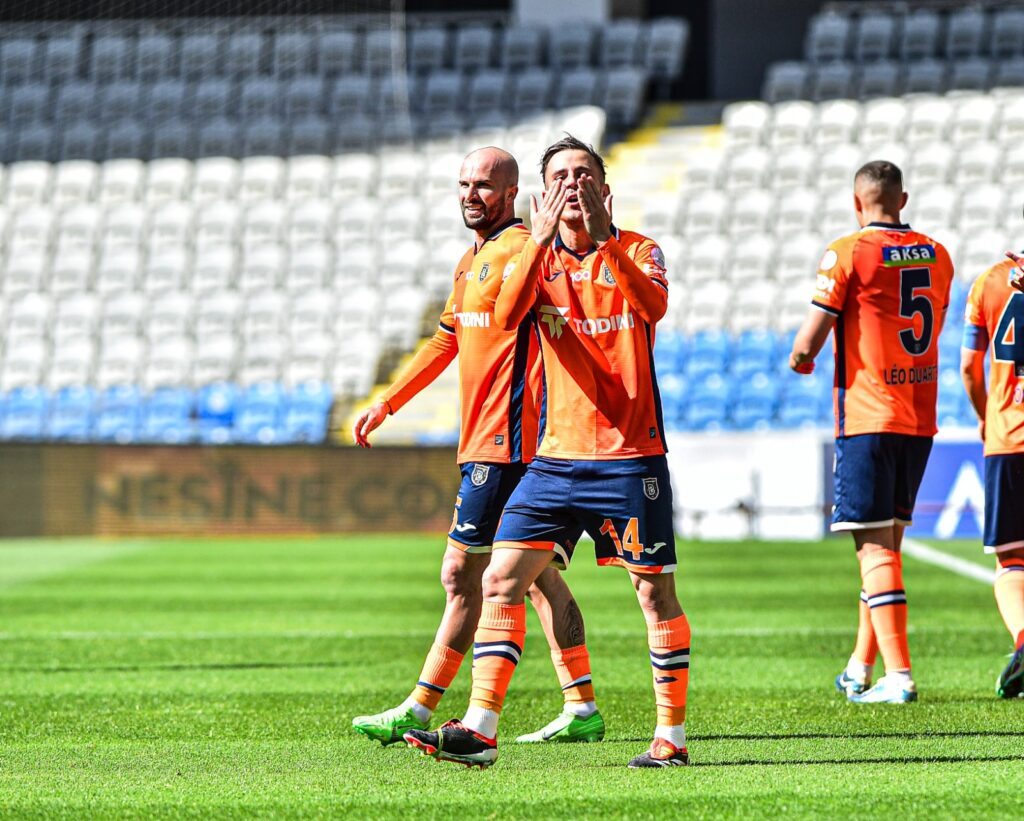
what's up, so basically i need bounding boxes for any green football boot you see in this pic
[351,705,429,746]
[514,709,606,743]
[996,645,1024,699]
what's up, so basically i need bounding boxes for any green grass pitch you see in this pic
[1,534,1022,819]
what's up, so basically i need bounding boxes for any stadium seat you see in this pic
[854,13,895,63]
[762,61,809,103]
[857,60,900,99]
[899,9,940,61]
[453,23,496,73]
[945,8,987,60]
[0,39,38,85]
[685,329,731,380]
[806,13,850,63]
[811,61,854,101]
[42,36,83,82]
[136,33,175,79]
[732,329,778,380]
[273,31,314,78]
[646,18,689,82]
[8,84,51,125]
[601,19,642,69]
[47,385,95,440]
[318,30,359,76]
[234,382,285,443]
[93,384,142,443]
[501,25,545,72]
[284,383,332,443]
[144,335,193,389]
[814,99,860,146]
[180,33,222,78]
[225,32,264,77]
[141,386,195,444]
[684,374,731,431]
[903,60,946,95]
[549,26,595,71]
[950,59,992,93]
[0,386,50,440]
[147,78,187,123]
[732,373,778,431]
[90,35,133,81]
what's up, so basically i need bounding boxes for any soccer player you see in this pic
[789,160,954,703]
[404,136,691,769]
[960,245,1024,698]
[349,147,605,746]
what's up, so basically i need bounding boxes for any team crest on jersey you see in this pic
[643,478,660,500]
[471,464,490,486]
[478,263,490,282]
[601,264,616,285]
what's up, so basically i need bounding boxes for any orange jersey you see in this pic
[812,222,954,438]
[495,227,669,460]
[380,220,542,464]
[964,259,1024,455]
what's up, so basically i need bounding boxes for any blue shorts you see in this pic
[832,433,933,531]
[493,455,677,574]
[448,462,528,552]
[984,453,1024,553]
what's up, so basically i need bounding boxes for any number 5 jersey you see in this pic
[811,222,955,438]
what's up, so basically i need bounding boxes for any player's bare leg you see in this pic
[351,546,489,744]
[516,568,605,743]
[838,523,904,696]
[994,547,1024,698]
[404,547,555,766]
[626,572,690,767]
[848,525,917,703]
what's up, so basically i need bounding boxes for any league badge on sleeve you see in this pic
[471,464,490,486]
[650,246,667,273]
[643,477,660,500]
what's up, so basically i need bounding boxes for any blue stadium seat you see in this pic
[197,383,239,444]
[653,330,687,375]
[732,373,779,430]
[656,372,688,430]
[777,372,829,429]
[94,385,142,443]
[283,382,333,443]
[47,386,95,441]
[142,388,196,444]
[235,383,285,444]
[683,374,731,431]
[732,329,778,379]
[684,329,731,380]
[0,387,49,440]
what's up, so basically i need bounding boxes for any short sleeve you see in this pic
[811,240,851,316]
[634,239,668,292]
[962,271,990,351]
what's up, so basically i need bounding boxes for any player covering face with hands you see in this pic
[404,136,691,769]
[350,147,606,748]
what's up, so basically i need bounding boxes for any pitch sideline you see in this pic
[902,537,995,585]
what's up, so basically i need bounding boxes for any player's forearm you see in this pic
[791,309,836,366]
[380,332,458,413]
[960,350,988,422]
[598,237,667,323]
[494,239,543,330]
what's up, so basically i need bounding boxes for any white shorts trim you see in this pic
[831,518,896,532]
[894,517,913,527]
[984,539,1024,555]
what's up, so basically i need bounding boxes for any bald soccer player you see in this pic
[350,148,605,746]
[789,160,954,704]
[405,136,690,769]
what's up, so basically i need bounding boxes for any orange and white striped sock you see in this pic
[463,601,526,738]
[648,613,690,747]
[551,645,596,716]
[995,558,1024,650]
[860,548,911,674]
[408,643,464,716]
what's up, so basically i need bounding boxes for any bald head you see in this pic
[853,160,908,227]
[458,146,520,237]
[462,146,519,188]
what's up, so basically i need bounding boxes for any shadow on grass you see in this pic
[612,730,1024,744]
[688,753,1024,768]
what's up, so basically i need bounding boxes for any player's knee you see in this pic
[481,565,519,601]
[440,553,481,600]
[633,574,680,620]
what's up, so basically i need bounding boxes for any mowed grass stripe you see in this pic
[0,534,1021,819]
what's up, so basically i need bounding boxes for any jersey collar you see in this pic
[863,221,911,232]
[474,217,523,253]
[554,224,621,261]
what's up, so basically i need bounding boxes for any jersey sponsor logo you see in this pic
[470,464,490,486]
[543,270,565,282]
[815,273,836,295]
[571,269,592,281]
[454,310,491,327]
[643,477,660,500]
[539,305,570,338]
[882,244,936,266]
[478,262,490,282]
[818,249,838,270]
[574,312,635,336]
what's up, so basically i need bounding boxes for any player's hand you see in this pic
[1005,250,1024,292]
[530,179,569,247]
[352,401,390,448]
[789,353,815,374]
[578,174,612,244]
